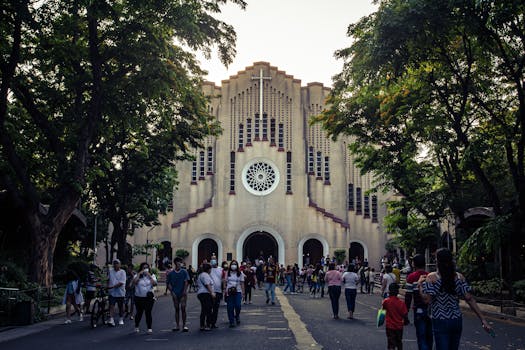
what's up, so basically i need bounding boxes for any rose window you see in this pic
[242,158,280,196]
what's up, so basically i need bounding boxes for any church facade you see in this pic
[133,62,391,269]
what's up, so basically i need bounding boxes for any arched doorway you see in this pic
[243,231,278,263]
[303,239,323,266]
[198,238,218,265]
[349,242,365,263]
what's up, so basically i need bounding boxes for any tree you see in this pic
[0,0,246,287]
[316,0,524,282]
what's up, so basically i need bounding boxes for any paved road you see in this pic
[1,286,524,349]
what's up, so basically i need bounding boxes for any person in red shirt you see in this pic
[382,283,408,350]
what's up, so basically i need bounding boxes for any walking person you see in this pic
[63,270,84,324]
[83,264,98,315]
[196,263,215,331]
[405,254,432,350]
[382,283,408,350]
[283,265,292,294]
[325,262,342,319]
[243,262,256,304]
[209,257,223,328]
[107,259,126,326]
[381,265,396,299]
[166,257,189,332]
[420,248,492,350]
[225,260,245,327]
[264,258,277,305]
[369,268,376,294]
[133,262,157,334]
[342,264,359,319]
[124,264,136,320]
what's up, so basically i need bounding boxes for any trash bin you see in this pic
[14,300,34,325]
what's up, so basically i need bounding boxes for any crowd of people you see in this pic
[61,248,492,350]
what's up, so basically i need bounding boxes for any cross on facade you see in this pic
[251,68,272,120]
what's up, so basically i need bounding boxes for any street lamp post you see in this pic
[93,214,97,265]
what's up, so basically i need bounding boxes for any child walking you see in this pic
[382,283,408,350]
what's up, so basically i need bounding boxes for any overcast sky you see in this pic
[197,0,378,87]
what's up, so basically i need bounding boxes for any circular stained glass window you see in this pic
[242,158,280,196]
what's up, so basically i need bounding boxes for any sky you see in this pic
[197,0,378,88]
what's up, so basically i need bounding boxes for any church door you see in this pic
[198,238,218,265]
[349,242,365,263]
[243,231,278,263]
[303,239,323,266]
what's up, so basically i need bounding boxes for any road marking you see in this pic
[275,288,323,350]
[145,338,168,341]
[267,327,289,331]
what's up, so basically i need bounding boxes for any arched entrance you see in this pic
[303,239,323,266]
[243,231,278,263]
[349,242,365,263]
[198,238,218,265]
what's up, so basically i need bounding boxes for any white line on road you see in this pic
[275,288,323,350]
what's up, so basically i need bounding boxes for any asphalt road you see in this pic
[1,286,524,349]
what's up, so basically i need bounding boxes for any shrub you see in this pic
[470,278,502,297]
[175,249,189,259]
[333,249,346,265]
[513,280,525,302]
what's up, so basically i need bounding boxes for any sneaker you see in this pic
[78,314,83,322]
[135,328,140,333]
[64,319,72,324]
[118,319,124,325]
[266,298,270,304]
[108,318,115,327]
[147,329,153,334]
[271,301,275,305]
[183,326,189,332]
[130,316,134,320]
[236,317,240,325]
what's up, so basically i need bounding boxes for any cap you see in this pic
[112,259,121,264]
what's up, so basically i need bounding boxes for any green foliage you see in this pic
[470,278,502,297]
[513,280,525,302]
[333,249,346,264]
[175,249,190,259]
[0,261,35,289]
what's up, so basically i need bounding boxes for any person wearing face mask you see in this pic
[167,257,190,332]
[209,257,223,328]
[225,260,245,327]
[133,262,157,334]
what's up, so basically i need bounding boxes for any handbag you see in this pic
[227,286,237,296]
[376,308,386,327]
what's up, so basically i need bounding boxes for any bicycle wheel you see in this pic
[100,300,108,325]
[90,300,100,328]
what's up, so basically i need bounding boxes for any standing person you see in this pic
[342,264,359,319]
[209,257,223,328]
[283,265,293,294]
[196,263,215,331]
[124,264,136,320]
[107,259,126,326]
[263,258,277,305]
[405,254,432,350]
[133,262,157,334]
[243,262,256,304]
[325,262,342,319]
[370,268,376,294]
[292,264,299,294]
[63,270,84,324]
[420,248,492,350]
[83,264,98,315]
[359,265,366,294]
[382,283,408,350]
[256,260,265,289]
[318,266,326,298]
[166,257,190,332]
[381,265,396,299]
[225,260,245,327]
[163,263,172,295]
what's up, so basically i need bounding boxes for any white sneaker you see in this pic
[135,328,140,333]
[64,319,72,324]
[118,319,124,325]
[147,329,153,334]
[79,314,83,322]
[108,318,115,326]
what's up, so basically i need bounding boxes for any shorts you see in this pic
[85,290,96,299]
[386,328,403,349]
[171,293,187,308]
[108,295,124,306]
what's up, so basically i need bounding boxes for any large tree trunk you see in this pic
[110,218,131,266]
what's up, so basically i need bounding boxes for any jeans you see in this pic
[344,288,357,312]
[328,285,341,317]
[134,296,154,329]
[226,292,242,325]
[283,276,292,292]
[210,292,222,326]
[265,282,276,302]
[432,317,462,350]
[414,310,433,350]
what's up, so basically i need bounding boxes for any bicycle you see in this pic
[90,285,110,328]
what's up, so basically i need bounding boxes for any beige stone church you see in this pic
[132,62,390,269]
